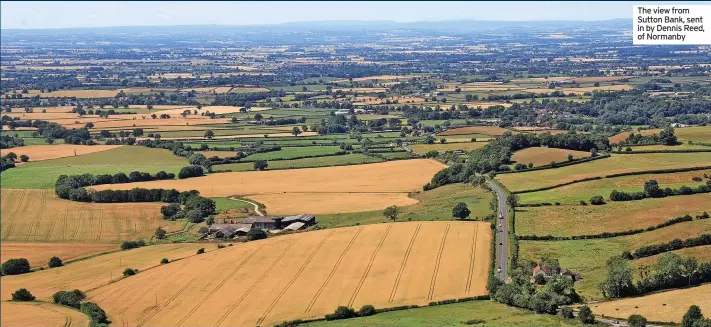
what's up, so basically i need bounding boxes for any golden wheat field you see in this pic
[0,242,117,268]
[90,160,446,213]
[1,302,89,327]
[0,144,123,163]
[591,284,711,323]
[510,147,590,166]
[438,126,512,136]
[247,192,419,215]
[82,221,490,327]
[0,189,185,242]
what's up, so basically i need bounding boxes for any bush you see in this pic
[53,289,86,308]
[628,314,647,327]
[123,268,137,277]
[11,288,35,301]
[161,203,181,218]
[2,258,30,275]
[160,258,169,265]
[80,302,108,324]
[178,165,204,179]
[452,202,471,220]
[358,304,376,317]
[561,307,574,319]
[590,196,605,205]
[325,306,356,320]
[254,160,268,171]
[463,319,486,325]
[19,155,29,162]
[48,256,63,268]
[120,240,146,250]
[186,209,205,223]
[184,196,216,215]
[247,228,268,241]
[578,305,595,324]
[196,248,205,254]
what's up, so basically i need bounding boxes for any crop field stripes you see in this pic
[118,282,160,315]
[25,189,48,241]
[96,209,104,241]
[136,270,204,327]
[46,200,67,241]
[428,224,451,300]
[305,227,363,313]
[256,231,335,326]
[214,240,296,327]
[465,224,480,294]
[173,245,263,327]
[348,225,392,308]
[388,223,421,303]
[1,189,27,238]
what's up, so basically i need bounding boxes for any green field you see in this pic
[303,300,595,327]
[316,183,494,228]
[518,218,711,301]
[244,146,343,160]
[518,170,710,205]
[212,153,383,172]
[212,197,252,212]
[0,146,187,189]
[497,152,711,192]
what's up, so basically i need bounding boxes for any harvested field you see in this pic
[85,221,490,327]
[38,89,120,98]
[516,193,711,237]
[331,87,388,93]
[0,243,209,301]
[333,75,416,83]
[248,192,418,215]
[510,147,590,166]
[438,126,511,136]
[0,242,117,268]
[162,131,319,140]
[0,144,123,163]
[211,153,384,173]
[1,302,89,327]
[0,189,185,242]
[592,284,711,323]
[62,117,233,129]
[411,142,487,154]
[497,152,711,192]
[610,126,711,144]
[463,101,513,108]
[91,160,446,213]
[201,146,343,160]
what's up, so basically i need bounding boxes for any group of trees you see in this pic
[618,126,678,146]
[53,289,110,326]
[55,171,176,200]
[610,179,711,202]
[684,306,711,327]
[160,193,216,224]
[325,305,377,321]
[0,133,24,149]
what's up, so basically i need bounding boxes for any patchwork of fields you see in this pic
[83,221,490,327]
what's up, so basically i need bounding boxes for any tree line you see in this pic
[609,179,711,202]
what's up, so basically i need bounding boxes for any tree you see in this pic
[132,128,144,137]
[80,302,108,324]
[327,306,356,320]
[578,305,595,324]
[567,154,574,162]
[48,256,63,268]
[452,202,471,220]
[204,130,215,139]
[2,258,30,275]
[155,227,167,240]
[291,126,302,137]
[161,203,181,219]
[123,268,137,277]
[186,209,204,223]
[628,314,648,327]
[660,126,678,145]
[12,288,35,301]
[358,304,376,317]
[5,152,17,160]
[600,256,634,298]
[683,305,705,327]
[506,194,520,208]
[247,228,267,241]
[644,180,662,198]
[52,290,85,308]
[589,196,605,205]
[383,205,399,220]
[19,155,29,162]
[196,248,205,254]
[160,258,169,264]
[561,307,574,319]
[254,160,268,171]
[254,113,263,122]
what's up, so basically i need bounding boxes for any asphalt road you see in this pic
[486,180,509,283]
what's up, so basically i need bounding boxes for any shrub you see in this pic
[120,240,146,250]
[325,306,356,320]
[52,289,86,308]
[561,307,574,319]
[463,319,486,325]
[578,305,595,324]
[590,196,605,205]
[628,314,647,327]
[155,227,167,239]
[160,258,169,265]
[11,288,35,301]
[452,202,471,220]
[358,304,376,317]
[48,256,63,268]
[247,228,267,241]
[2,258,30,275]
[80,302,108,324]
[161,203,181,218]
[178,165,204,179]
[184,196,216,215]
[683,305,703,327]
[196,248,205,254]
[123,268,137,277]
[19,155,29,162]
[254,160,268,171]
[186,209,205,223]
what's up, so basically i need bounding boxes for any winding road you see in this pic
[486,180,509,283]
[228,197,265,216]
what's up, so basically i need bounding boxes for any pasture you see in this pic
[497,152,711,192]
[515,193,711,236]
[0,146,187,189]
[510,147,590,166]
[591,284,711,323]
[438,126,511,136]
[85,221,491,327]
[200,145,343,160]
[0,189,185,242]
[0,144,123,163]
[1,302,89,327]
[609,126,711,144]
[0,243,209,301]
[0,242,117,268]
[91,160,445,213]
[410,142,487,154]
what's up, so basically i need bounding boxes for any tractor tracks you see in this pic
[348,225,392,308]
[388,223,421,303]
[427,224,450,300]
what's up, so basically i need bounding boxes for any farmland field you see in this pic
[515,193,711,236]
[200,145,343,160]
[497,152,711,192]
[609,126,711,144]
[249,192,419,215]
[1,302,89,327]
[591,284,711,323]
[0,243,210,301]
[510,147,590,166]
[0,242,117,268]
[211,153,384,172]
[84,221,491,327]
[410,142,487,154]
[438,126,511,136]
[518,218,711,300]
[0,146,187,189]
[0,144,123,163]
[518,169,710,205]
[0,189,185,242]
[91,160,445,213]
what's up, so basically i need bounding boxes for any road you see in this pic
[228,197,264,216]
[486,180,509,283]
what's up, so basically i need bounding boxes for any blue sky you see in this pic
[1,1,706,29]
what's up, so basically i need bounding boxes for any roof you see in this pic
[282,214,316,223]
[209,223,252,232]
[242,216,281,224]
[284,222,306,231]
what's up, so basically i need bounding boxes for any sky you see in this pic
[0,1,705,30]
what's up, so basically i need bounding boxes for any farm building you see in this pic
[206,215,316,239]
[531,264,581,283]
[242,216,283,229]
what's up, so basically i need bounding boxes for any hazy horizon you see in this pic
[3,1,703,30]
